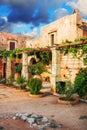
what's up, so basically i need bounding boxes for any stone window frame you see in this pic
[48,30,57,46]
[8,39,17,50]
[9,42,15,50]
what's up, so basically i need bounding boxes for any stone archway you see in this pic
[29,57,36,65]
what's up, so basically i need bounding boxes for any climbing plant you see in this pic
[61,37,87,59]
[35,51,52,65]
[0,48,33,60]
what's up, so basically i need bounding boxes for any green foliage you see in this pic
[27,78,42,94]
[0,50,10,60]
[74,67,87,97]
[16,76,26,89]
[56,80,74,100]
[36,51,52,65]
[0,48,34,59]
[61,37,87,59]
[14,63,22,73]
[74,38,81,42]
[28,63,46,75]
[56,81,65,94]
[74,36,87,42]
[62,39,72,44]
[7,73,14,86]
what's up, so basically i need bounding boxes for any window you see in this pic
[10,42,15,50]
[51,34,54,46]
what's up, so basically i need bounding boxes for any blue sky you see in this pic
[0,0,87,36]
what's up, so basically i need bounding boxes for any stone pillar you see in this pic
[6,57,11,79]
[22,52,28,80]
[51,47,61,93]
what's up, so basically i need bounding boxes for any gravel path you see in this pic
[0,83,87,130]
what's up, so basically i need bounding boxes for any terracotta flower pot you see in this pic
[57,94,79,105]
[29,92,45,98]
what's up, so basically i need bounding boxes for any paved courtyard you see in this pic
[0,83,87,130]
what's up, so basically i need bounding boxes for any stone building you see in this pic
[26,9,87,48]
[0,9,87,89]
[0,32,19,79]
[25,9,87,85]
[0,32,28,79]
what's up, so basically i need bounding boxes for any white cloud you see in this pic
[0,16,13,32]
[1,16,8,22]
[14,23,26,28]
[22,27,38,38]
[67,0,87,16]
[54,8,69,20]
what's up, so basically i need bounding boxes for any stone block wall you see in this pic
[60,53,83,82]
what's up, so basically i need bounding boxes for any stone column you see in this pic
[51,47,61,93]
[22,52,28,80]
[6,57,11,79]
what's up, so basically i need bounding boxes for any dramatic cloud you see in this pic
[0,0,67,26]
[0,0,86,33]
[67,0,87,16]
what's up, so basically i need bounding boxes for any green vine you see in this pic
[0,48,33,60]
[36,51,52,65]
[61,37,87,59]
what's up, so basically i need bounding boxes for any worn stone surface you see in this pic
[3,113,63,130]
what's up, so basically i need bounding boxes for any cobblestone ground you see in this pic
[0,83,87,130]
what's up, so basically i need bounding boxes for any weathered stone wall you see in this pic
[26,36,43,48]
[60,53,83,83]
[0,32,19,50]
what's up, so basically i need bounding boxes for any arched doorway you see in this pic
[29,57,36,65]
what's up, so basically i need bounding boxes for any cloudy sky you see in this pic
[0,0,87,36]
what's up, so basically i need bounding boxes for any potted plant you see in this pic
[16,76,26,90]
[27,77,44,97]
[28,63,46,79]
[56,80,79,105]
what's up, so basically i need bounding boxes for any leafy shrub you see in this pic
[14,63,22,73]
[28,63,46,75]
[56,80,74,100]
[56,81,66,94]
[7,73,14,86]
[36,51,52,65]
[74,67,87,97]
[16,76,26,89]
[27,78,42,94]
